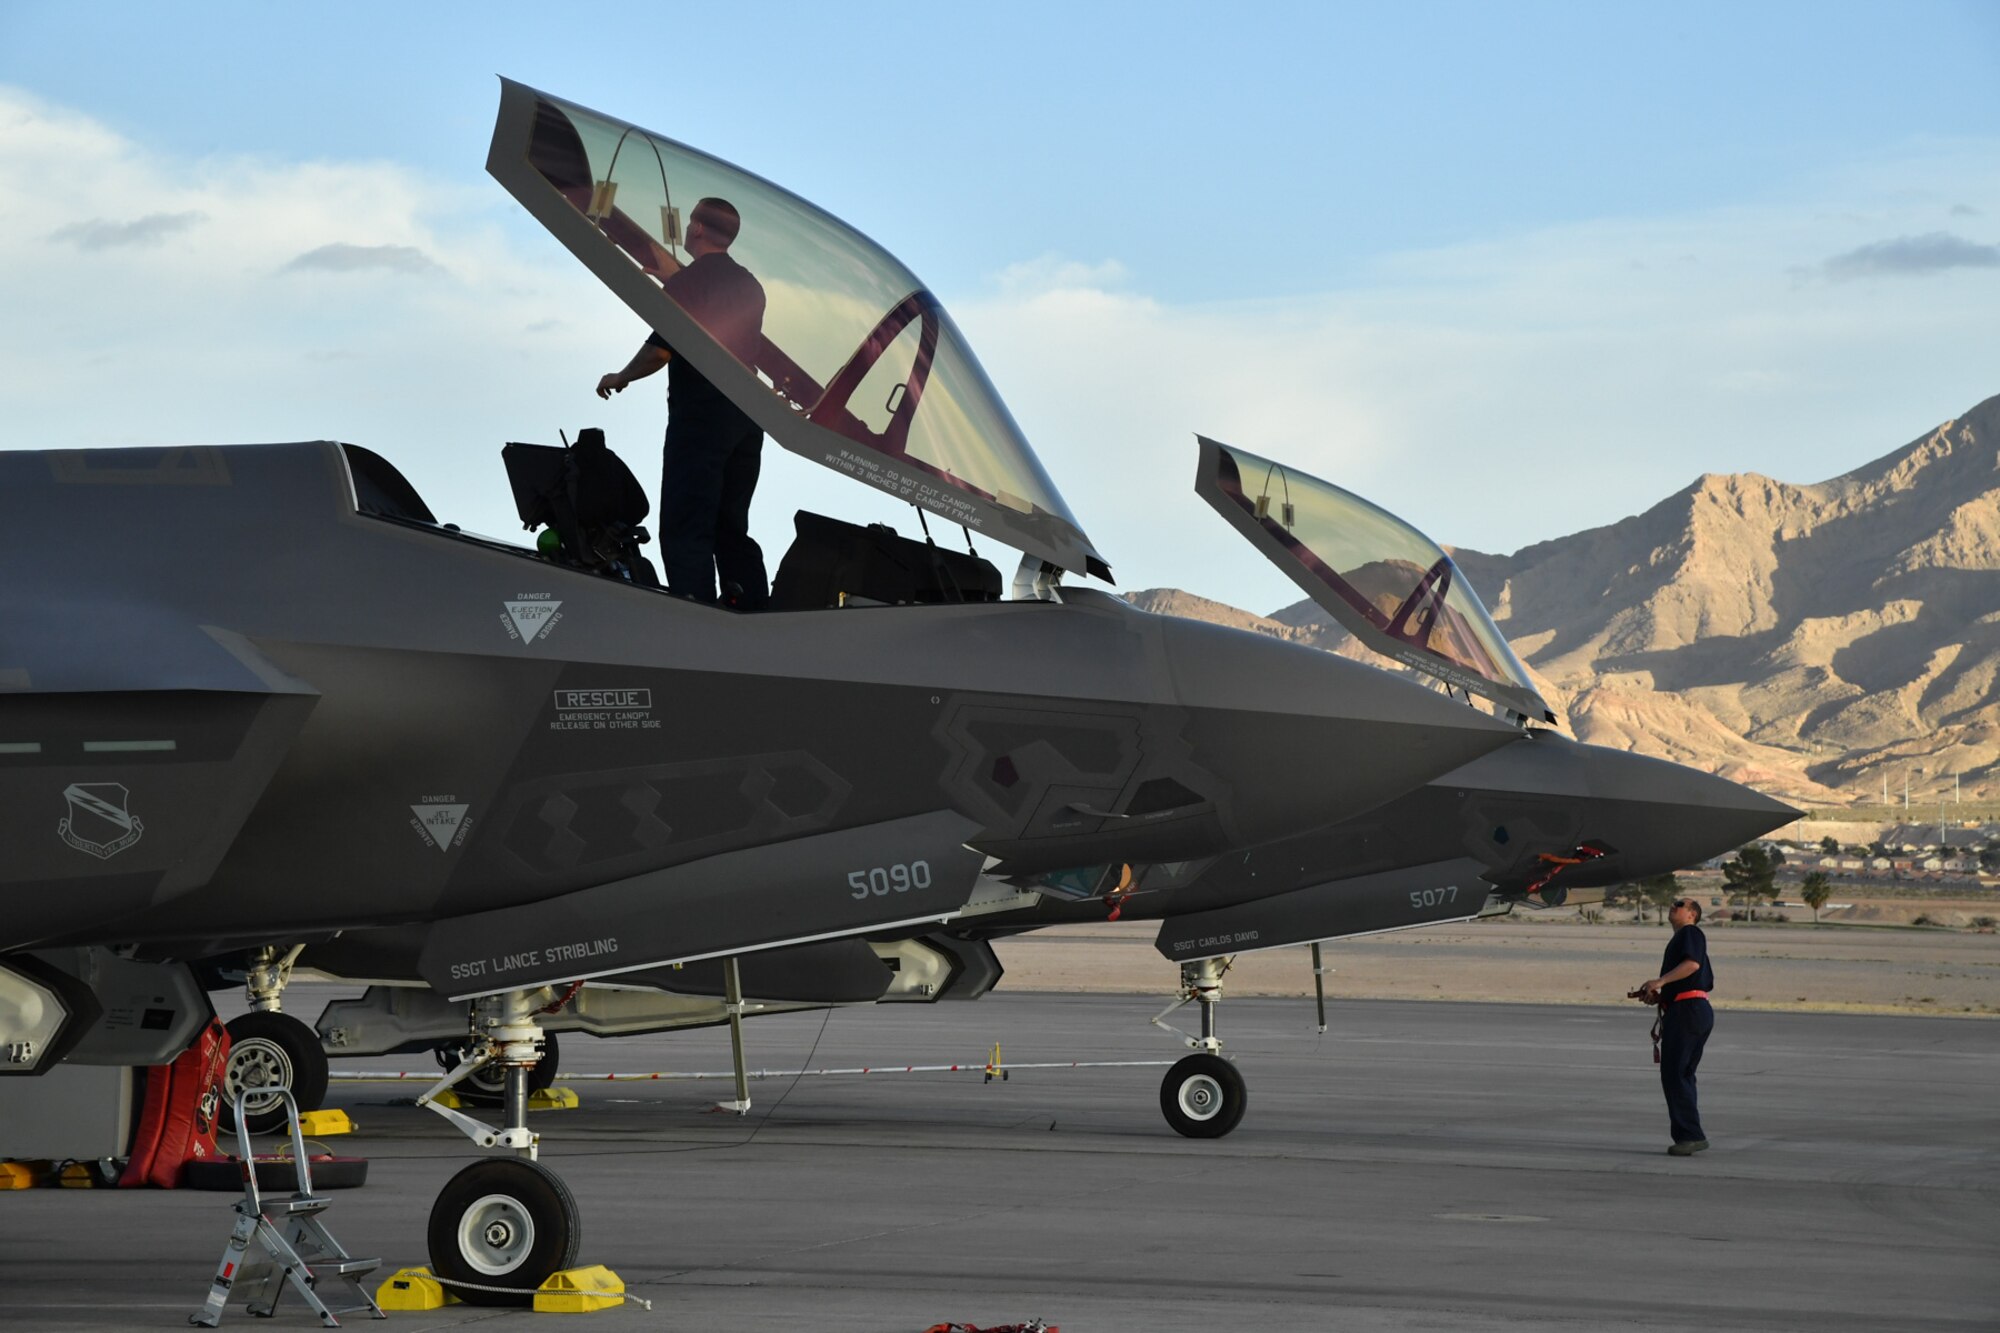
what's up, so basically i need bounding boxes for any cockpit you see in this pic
[352,80,1549,723]
[342,79,1117,613]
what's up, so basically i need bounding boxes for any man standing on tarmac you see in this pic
[1632,896,1715,1155]
[597,196,768,608]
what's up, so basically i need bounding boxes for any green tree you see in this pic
[1819,835,1840,856]
[1800,871,1831,924]
[1721,845,1777,921]
[1638,872,1680,923]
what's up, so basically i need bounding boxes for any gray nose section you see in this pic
[1574,743,1802,877]
[1157,615,1525,843]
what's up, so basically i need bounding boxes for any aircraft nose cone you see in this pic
[1157,616,1522,845]
[1577,745,1801,877]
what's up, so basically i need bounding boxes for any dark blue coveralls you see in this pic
[647,249,769,606]
[1657,923,1715,1145]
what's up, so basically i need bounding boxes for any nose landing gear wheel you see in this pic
[223,1012,328,1135]
[1160,1052,1247,1138]
[428,1158,581,1306]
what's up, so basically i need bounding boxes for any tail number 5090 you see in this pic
[848,860,933,899]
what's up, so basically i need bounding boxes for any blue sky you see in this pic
[3,2,1997,609]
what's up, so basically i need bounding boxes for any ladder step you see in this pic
[277,1195,331,1214]
[307,1257,380,1278]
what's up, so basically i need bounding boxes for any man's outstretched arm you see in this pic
[597,342,671,398]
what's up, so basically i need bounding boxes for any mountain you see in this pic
[1136,393,2000,805]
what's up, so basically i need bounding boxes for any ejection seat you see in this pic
[504,429,660,587]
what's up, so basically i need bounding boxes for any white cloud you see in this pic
[990,253,1130,296]
[0,85,618,544]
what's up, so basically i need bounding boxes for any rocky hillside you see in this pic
[1135,393,2000,805]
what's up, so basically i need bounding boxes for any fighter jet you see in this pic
[0,80,1522,1304]
[297,437,1796,1143]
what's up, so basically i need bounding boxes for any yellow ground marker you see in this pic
[529,1086,580,1110]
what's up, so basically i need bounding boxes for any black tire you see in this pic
[438,1031,560,1108]
[223,1012,327,1136]
[1159,1053,1247,1139]
[428,1157,581,1306]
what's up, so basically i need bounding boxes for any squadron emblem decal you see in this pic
[501,595,563,645]
[410,797,473,851]
[58,782,145,859]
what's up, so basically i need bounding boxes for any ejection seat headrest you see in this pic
[566,427,650,528]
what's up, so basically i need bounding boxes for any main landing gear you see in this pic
[417,989,579,1305]
[221,945,328,1135]
[1151,956,1247,1138]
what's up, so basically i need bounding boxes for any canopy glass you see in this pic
[487,80,1108,580]
[1195,436,1552,722]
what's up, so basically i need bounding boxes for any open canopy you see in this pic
[486,78,1110,582]
[1195,435,1554,723]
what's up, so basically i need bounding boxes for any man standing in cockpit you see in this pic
[596,196,769,609]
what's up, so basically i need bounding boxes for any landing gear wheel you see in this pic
[428,1157,581,1306]
[223,1012,327,1135]
[1159,1053,1247,1139]
[438,1031,560,1108]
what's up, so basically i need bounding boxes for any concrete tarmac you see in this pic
[3,991,1995,1331]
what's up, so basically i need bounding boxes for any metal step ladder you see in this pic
[190,1086,383,1328]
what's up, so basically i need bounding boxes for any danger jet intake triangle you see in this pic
[412,804,468,850]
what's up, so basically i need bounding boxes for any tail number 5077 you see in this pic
[1409,884,1459,910]
[848,860,933,899]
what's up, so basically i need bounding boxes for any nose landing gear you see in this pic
[417,988,579,1306]
[1151,956,1247,1138]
